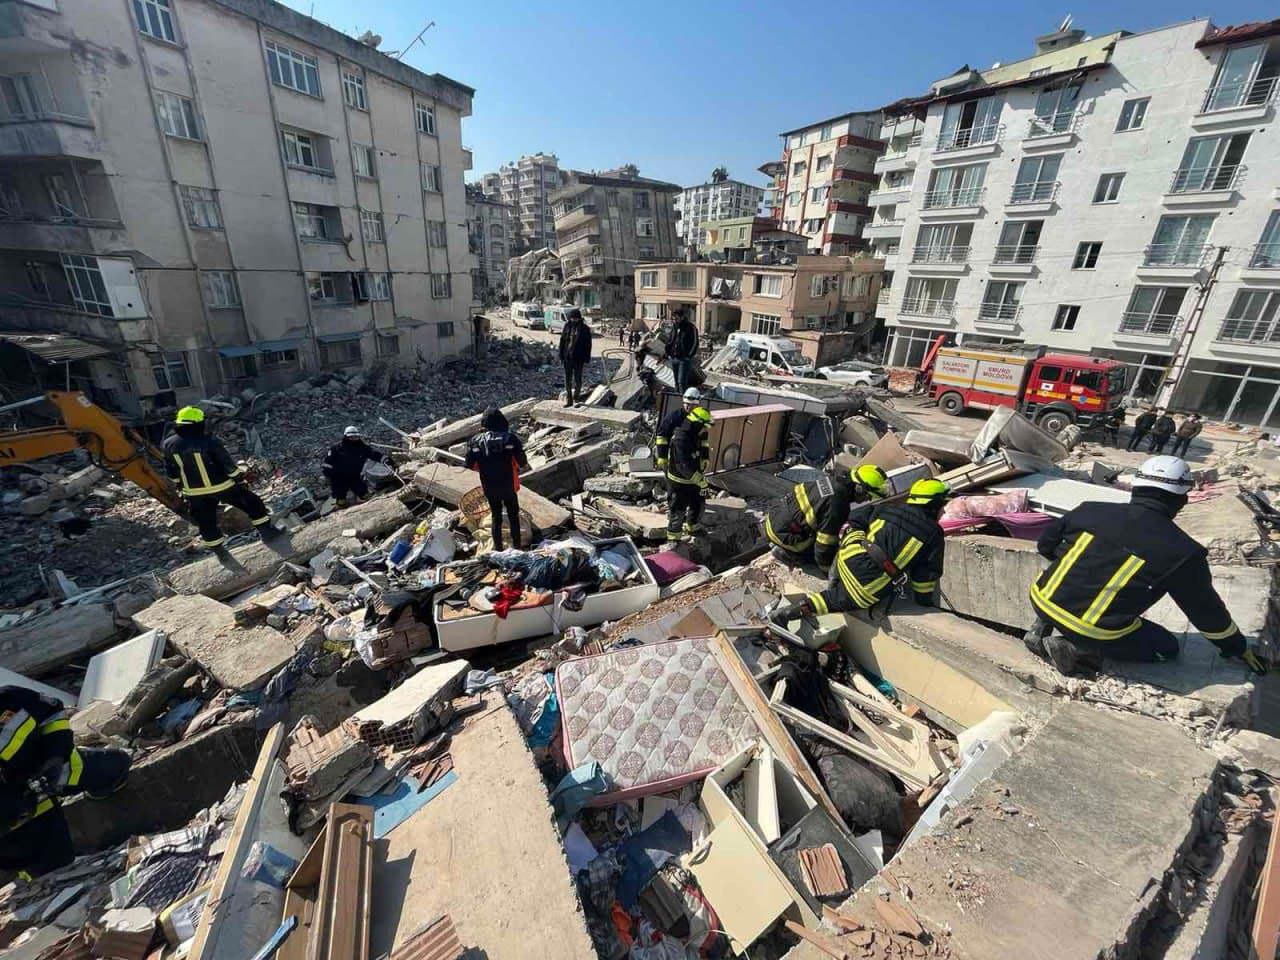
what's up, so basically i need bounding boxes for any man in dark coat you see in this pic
[322,426,385,504]
[465,407,530,551]
[667,309,699,394]
[1127,408,1157,451]
[1148,409,1176,453]
[559,308,592,407]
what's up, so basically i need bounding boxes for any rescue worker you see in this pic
[654,389,711,543]
[558,308,592,407]
[465,406,530,551]
[667,309,700,394]
[765,464,890,568]
[321,426,386,505]
[0,686,130,877]
[1102,406,1124,448]
[770,478,950,622]
[1127,408,1156,451]
[1024,455,1268,675]
[163,406,284,554]
[1148,409,1176,453]
[1170,413,1203,460]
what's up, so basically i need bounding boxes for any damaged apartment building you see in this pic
[552,166,681,319]
[0,0,475,415]
[465,184,513,304]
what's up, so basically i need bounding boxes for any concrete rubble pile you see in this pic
[2,337,1280,960]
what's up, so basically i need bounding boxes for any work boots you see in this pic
[1024,618,1090,676]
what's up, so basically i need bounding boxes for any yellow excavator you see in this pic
[0,391,186,516]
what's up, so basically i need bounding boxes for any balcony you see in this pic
[1007,180,1060,212]
[554,202,598,231]
[1217,316,1280,347]
[1117,311,1181,346]
[863,217,904,240]
[874,135,922,174]
[911,245,969,265]
[1196,74,1278,126]
[900,296,957,319]
[1165,164,1245,205]
[1140,243,1211,277]
[0,113,98,160]
[868,184,913,206]
[1243,242,1280,281]
[0,214,127,253]
[989,245,1039,276]
[920,187,984,218]
[933,123,1003,160]
[1024,112,1082,149]
[977,302,1022,328]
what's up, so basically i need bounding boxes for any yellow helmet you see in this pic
[852,463,889,496]
[906,477,950,505]
[690,406,712,425]
[175,406,205,425]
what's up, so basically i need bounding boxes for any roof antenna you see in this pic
[1058,13,1073,32]
[393,21,436,60]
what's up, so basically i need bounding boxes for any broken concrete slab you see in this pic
[78,629,167,709]
[0,602,119,678]
[988,472,1129,514]
[413,398,539,449]
[522,439,615,501]
[902,430,974,466]
[283,716,374,801]
[352,658,469,749]
[132,594,296,690]
[369,696,596,960]
[165,496,412,599]
[969,406,1071,463]
[101,656,198,736]
[412,463,571,531]
[1164,823,1259,960]
[592,496,752,541]
[531,400,643,431]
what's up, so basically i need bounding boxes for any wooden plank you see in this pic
[531,400,642,430]
[188,723,287,960]
[773,701,931,791]
[782,919,852,960]
[412,463,571,531]
[1251,787,1280,960]
[687,817,796,953]
[413,398,539,449]
[744,743,781,844]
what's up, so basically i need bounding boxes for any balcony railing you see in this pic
[900,296,957,318]
[869,216,905,228]
[1168,164,1246,194]
[881,134,924,159]
[1218,317,1280,345]
[1026,111,1082,139]
[869,185,912,202]
[1201,74,1279,113]
[922,187,985,210]
[1143,243,1211,267]
[1250,242,1280,269]
[978,302,1021,323]
[992,244,1039,265]
[1009,181,1060,205]
[1119,311,1181,336]
[911,244,970,264]
[554,201,597,220]
[934,123,1003,153]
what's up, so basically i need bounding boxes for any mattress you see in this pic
[555,637,760,801]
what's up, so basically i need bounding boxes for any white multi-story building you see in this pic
[675,177,764,250]
[871,18,1280,425]
[466,185,512,304]
[765,111,883,256]
[0,0,476,413]
[481,153,562,253]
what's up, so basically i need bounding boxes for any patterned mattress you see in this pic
[555,637,761,801]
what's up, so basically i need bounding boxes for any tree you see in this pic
[710,166,729,183]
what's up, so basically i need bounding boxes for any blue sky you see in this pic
[284,1,1278,188]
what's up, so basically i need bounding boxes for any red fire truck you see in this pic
[920,338,1128,434]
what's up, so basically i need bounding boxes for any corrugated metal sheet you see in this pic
[387,915,462,960]
[0,332,114,362]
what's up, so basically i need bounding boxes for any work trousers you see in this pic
[563,362,585,402]
[329,474,368,502]
[187,484,271,548]
[1149,433,1172,454]
[1126,429,1149,451]
[670,357,694,394]
[1102,426,1119,447]
[0,805,74,877]
[485,485,522,551]
[1170,437,1193,459]
[1057,618,1180,663]
[666,483,704,540]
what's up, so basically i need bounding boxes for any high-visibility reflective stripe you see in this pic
[841,529,867,547]
[912,580,937,592]
[765,517,812,553]
[1029,582,1142,640]
[893,536,922,569]
[173,455,192,492]
[837,561,878,607]
[1082,555,1145,625]
[37,716,69,735]
[251,515,271,526]
[808,592,829,615]
[815,531,839,545]
[666,471,703,485]
[868,518,885,540]
[202,536,226,547]
[193,452,213,489]
[66,748,82,788]
[794,483,817,529]
[0,715,35,761]
[226,465,243,478]
[1041,532,1093,600]
[1203,620,1240,641]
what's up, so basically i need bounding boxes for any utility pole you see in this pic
[1155,245,1227,409]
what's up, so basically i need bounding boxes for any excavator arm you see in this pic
[0,391,186,516]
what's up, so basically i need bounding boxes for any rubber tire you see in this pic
[938,391,965,416]
[1037,409,1074,435]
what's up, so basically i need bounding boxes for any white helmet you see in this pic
[1132,455,1194,495]
[682,387,701,403]
[343,425,361,438]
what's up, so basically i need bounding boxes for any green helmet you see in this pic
[906,477,950,506]
[852,463,889,496]
[690,406,712,425]
[175,405,205,425]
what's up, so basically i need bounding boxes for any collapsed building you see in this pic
[1,330,1279,960]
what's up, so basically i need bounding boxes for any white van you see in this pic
[544,304,574,334]
[511,302,544,329]
[725,333,816,377]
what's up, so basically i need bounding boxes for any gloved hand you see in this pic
[1242,648,1269,676]
[33,756,65,797]
[768,598,814,628]
[698,483,710,499]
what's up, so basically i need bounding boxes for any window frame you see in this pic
[369,273,392,301]
[1072,241,1102,269]
[0,74,40,119]
[132,0,178,44]
[265,40,321,98]
[261,348,298,370]
[352,143,376,179]
[1052,304,1080,331]
[431,273,451,299]
[756,274,783,298]
[635,217,655,238]
[292,202,331,241]
[179,185,222,229]
[341,70,367,110]
[639,270,659,289]
[436,321,455,338]
[376,333,400,357]
[750,312,782,336]
[1116,97,1149,132]
[281,128,323,171]
[155,91,200,140]
[359,209,384,243]
[426,220,447,248]
[319,337,362,367]
[202,270,241,309]
[416,101,437,135]
[1093,172,1125,204]
[61,254,113,317]
[308,274,340,303]
[421,163,441,192]
[151,351,192,390]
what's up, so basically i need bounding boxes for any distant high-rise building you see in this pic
[675,175,765,250]
[477,153,563,253]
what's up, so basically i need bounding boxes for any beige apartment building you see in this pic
[552,167,680,319]
[764,111,884,256]
[0,0,474,414]
[466,184,512,304]
[633,256,884,365]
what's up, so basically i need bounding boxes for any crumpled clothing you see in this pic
[576,850,624,958]
[616,811,692,908]
[488,547,600,590]
[491,582,526,619]
[550,761,609,825]
[464,668,504,693]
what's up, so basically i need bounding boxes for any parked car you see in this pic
[818,359,888,388]
[511,302,544,329]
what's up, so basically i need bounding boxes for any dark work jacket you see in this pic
[322,439,384,481]
[666,413,710,484]
[163,425,243,497]
[767,477,878,567]
[559,319,592,366]
[1133,411,1157,433]
[1176,419,1203,439]
[668,318,699,360]
[465,428,529,495]
[652,408,687,469]
[0,686,74,830]
[1151,415,1176,438]
[809,502,944,614]
[1029,490,1242,650]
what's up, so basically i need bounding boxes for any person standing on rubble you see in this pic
[770,478,950,622]
[667,308,700,394]
[559,308,593,407]
[164,406,286,556]
[1102,406,1124,447]
[0,686,130,878]
[1127,407,1157,451]
[465,406,530,551]
[322,426,385,506]
[1148,409,1176,453]
[765,464,889,569]
[1170,413,1203,460]
[655,389,712,544]
[1023,455,1268,676]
